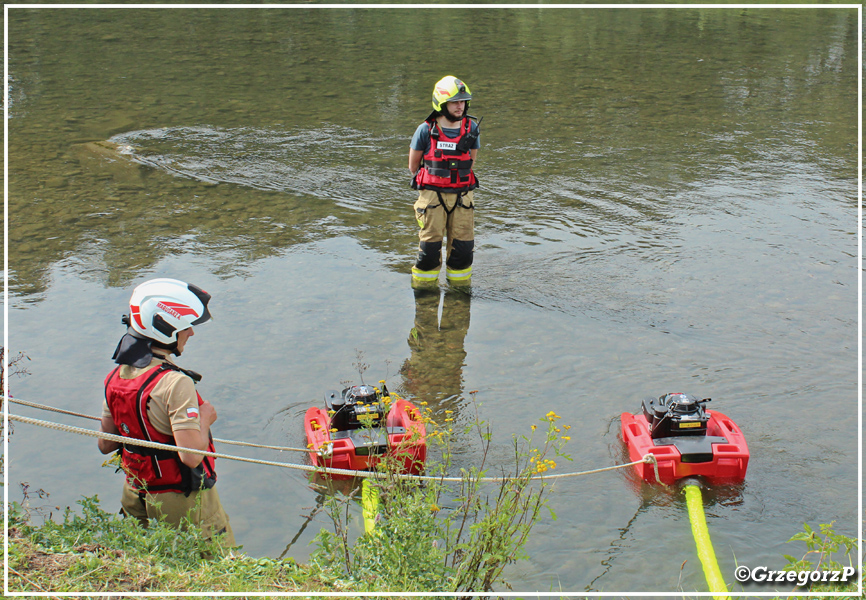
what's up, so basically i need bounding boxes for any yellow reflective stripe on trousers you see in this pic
[411,267,440,281]
[446,266,472,281]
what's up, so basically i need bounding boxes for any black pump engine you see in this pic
[642,393,711,439]
[324,385,388,432]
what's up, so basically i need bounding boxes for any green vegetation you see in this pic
[8,495,320,594]
[778,520,860,597]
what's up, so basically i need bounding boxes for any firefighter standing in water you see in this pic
[409,75,481,287]
[98,278,234,548]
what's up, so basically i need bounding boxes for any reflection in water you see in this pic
[400,288,471,412]
[279,490,326,559]
[587,501,648,592]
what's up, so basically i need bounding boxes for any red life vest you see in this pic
[104,363,217,495]
[413,117,478,193]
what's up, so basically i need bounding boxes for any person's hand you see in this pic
[199,399,218,428]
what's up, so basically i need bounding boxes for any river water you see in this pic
[5,6,860,595]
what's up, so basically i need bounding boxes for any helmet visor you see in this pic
[448,91,472,103]
[187,283,213,325]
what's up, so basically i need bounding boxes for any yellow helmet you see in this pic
[431,75,472,112]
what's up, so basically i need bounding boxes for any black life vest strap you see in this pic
[422,157,474,179]
[437,191,467,216]
[123,442,179,461]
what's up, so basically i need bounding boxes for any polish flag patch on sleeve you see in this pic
[186,407,200,419]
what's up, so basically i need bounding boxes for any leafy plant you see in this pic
[781,521,859,593]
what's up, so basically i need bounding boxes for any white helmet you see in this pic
[127,278,212,345]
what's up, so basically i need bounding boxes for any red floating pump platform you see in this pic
[304,382,426,478]
[621,393,749,485]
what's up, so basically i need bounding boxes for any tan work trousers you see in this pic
[121,481,236,548]
[412,189,475,284]
[414,189,475,246]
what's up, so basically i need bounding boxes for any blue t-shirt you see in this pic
[410,120,481,152]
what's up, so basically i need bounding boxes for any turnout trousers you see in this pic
[411,189,475,286]
[121,480,236,549]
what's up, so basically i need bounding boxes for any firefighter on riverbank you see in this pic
[409,75,481,287]
[98,278,235,548]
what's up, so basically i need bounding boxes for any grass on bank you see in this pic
[8,495,333,594]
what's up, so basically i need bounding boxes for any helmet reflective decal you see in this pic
[156,301,199,320]
[130,306,145,330]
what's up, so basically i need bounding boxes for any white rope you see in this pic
[8,397,97,422]
[6,397,312,454]
[8,413,656,483]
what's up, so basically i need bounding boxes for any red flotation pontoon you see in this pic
[304,383,426,478]
[621,393,749,485]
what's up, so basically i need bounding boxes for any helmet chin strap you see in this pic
[441,104,465,124]
[152,339,181,357]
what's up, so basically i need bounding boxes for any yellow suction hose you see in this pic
[683,482,728,598]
